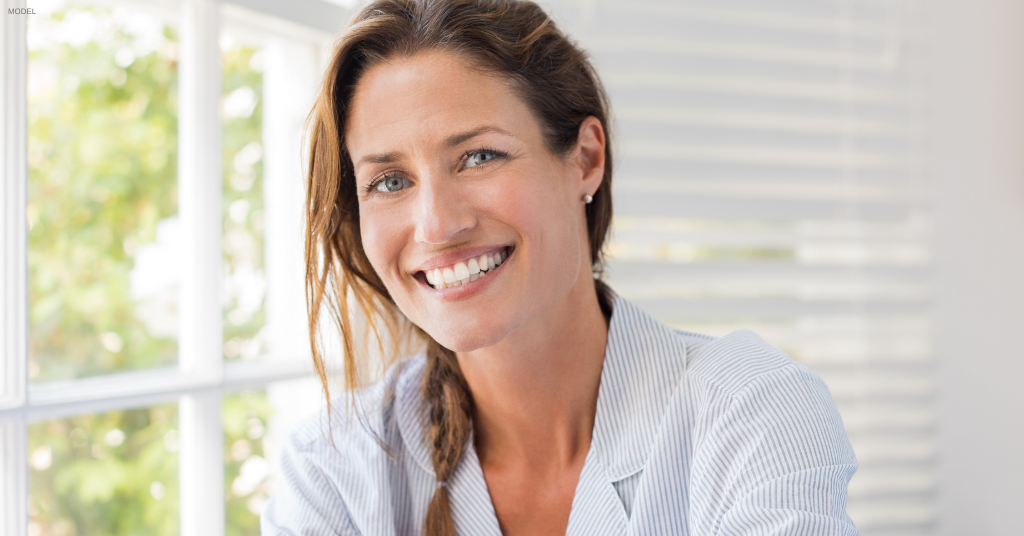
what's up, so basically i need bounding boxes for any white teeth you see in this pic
[426,249,510,289]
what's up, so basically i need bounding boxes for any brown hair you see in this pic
[304,0,613,533]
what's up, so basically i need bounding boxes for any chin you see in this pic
[423,311,516,353]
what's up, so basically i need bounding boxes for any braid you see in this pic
[422,339,473,535]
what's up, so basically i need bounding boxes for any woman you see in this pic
[261,0,859,534]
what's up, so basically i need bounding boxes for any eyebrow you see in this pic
[354,125,513,169]
[442,125,512,148]
[356,151,402,167]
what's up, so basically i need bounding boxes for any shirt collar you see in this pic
[591,291,688,480]
[395,293,688,482]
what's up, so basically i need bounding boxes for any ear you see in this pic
[572,116,606,198]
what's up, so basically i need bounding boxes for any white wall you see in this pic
[928,0,1024,533]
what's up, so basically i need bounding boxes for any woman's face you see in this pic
[345,50,602,352]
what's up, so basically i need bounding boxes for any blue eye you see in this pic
[466,151,497,168]
[376,175,411,193]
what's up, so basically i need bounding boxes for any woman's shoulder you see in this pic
[608,294,816,398]
[603,295,831,427]
[262,356,430,534]
[674,327,819,397]
[635,329,857,533]
[664,328,857,531]
[282,353,429,456]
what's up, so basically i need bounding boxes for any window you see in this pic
[1,1,344,535]
[28,404,181,535]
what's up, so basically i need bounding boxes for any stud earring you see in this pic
[583,194,593,204]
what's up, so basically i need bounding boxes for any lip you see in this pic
[414,245,513,300]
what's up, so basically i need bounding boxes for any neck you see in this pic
[457,273,609,472]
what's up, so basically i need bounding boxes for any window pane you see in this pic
[28,1,180,382]
[28,405,180,536]
[221,26,321,363]
[223,390,272,535]
[223,379,321,533]
[222,34,266,362]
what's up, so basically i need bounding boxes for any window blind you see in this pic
[544,0,931,532]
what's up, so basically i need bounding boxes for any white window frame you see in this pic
[0,1,345,535]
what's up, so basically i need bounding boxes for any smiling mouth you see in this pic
[418,246,511,290]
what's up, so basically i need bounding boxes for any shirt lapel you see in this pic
[591,293,689,481]
[565,444,630,535]
[449,439,504,536]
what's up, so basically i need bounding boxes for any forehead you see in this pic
[344,50,535,157]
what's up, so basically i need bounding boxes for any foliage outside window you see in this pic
[27,4,281,535]
[222,39,267,362]
[223,391,275,536]
[28,406,180,536]
[27,2,180,383]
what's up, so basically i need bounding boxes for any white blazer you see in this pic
[261,294,860,535]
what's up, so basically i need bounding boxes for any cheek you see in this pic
[494,166,581,272]
[358,207,406,286]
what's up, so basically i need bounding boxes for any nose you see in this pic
[413,175,476,245]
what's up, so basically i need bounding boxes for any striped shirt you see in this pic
[261,294,860,535]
